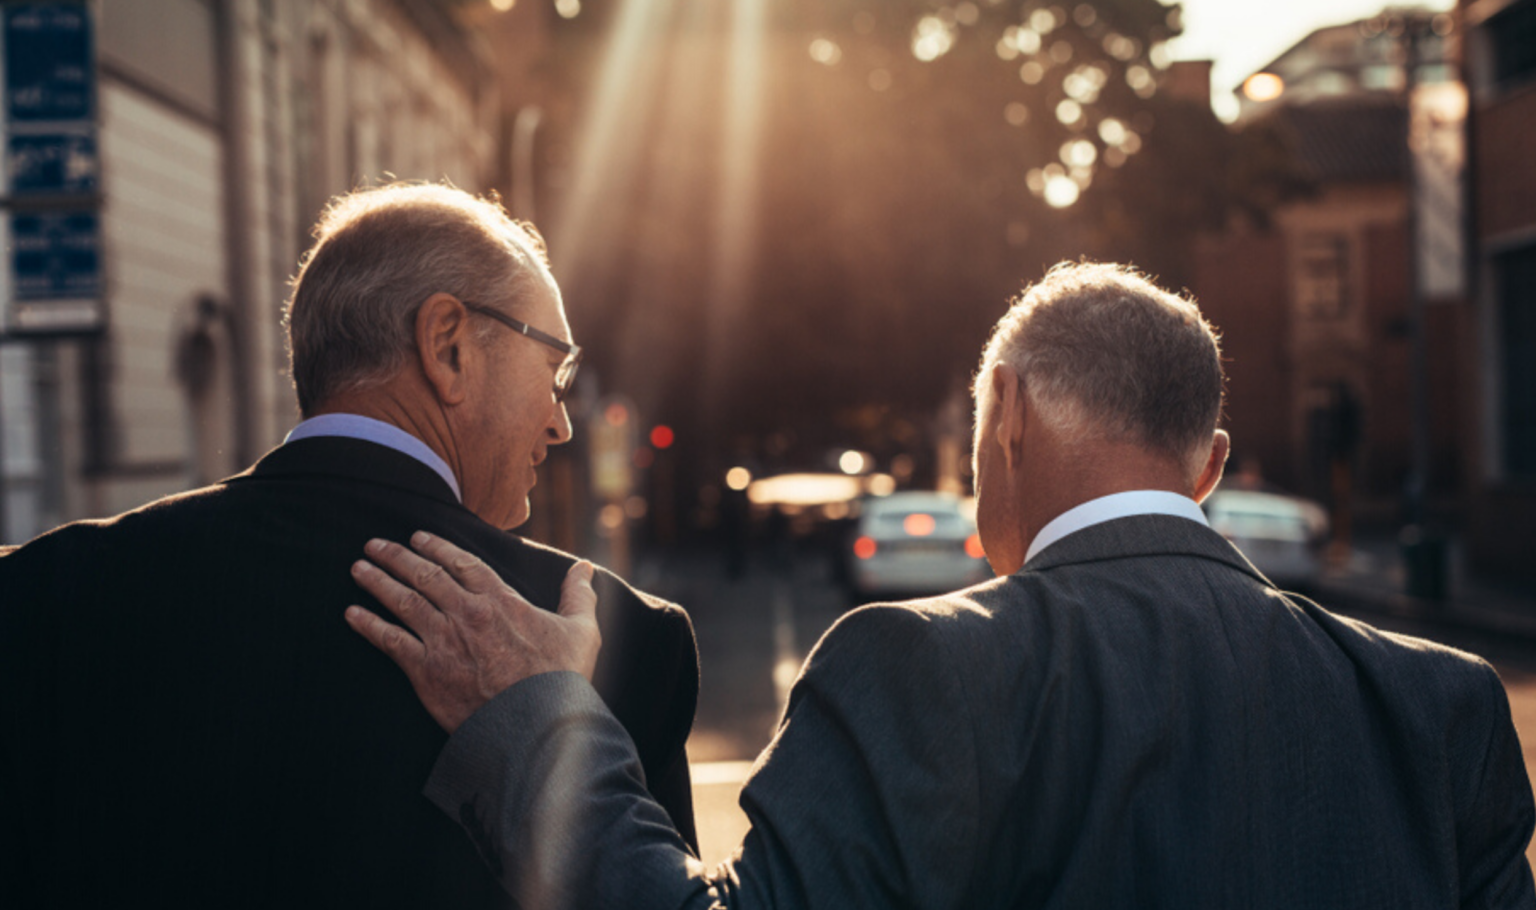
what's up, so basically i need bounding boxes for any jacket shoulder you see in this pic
[804,581,1007,677]
[501,533,692,627]
[1299,595,1502,686]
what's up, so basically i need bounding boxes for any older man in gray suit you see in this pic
[348,262,1535,908]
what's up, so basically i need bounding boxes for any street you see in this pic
[635,543,1536,868]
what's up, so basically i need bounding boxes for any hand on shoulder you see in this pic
[345,531,601,732]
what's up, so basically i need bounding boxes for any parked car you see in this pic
[1202,488,1329,592]
[845,491,992,600]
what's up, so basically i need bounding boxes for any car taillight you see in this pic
[854,536,877,559]
[964,534,985,559]
[903,513,936,537]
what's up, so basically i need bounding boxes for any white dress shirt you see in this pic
[1024,490,1208,564]
[285,413,462,502]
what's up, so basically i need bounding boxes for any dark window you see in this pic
[1297,234,1352,320]
[1490,0,1536,87]
[1497,243,1536,477]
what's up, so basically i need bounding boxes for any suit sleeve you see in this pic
[422,605,981,910]
[650,599,701,852]
[588,568,700,853]
[1457,667,1536,909]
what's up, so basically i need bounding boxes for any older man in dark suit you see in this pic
[0,184,698,908]
[354,262,1533,908]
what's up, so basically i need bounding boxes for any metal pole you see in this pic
[1400,16,1449,601]
[510,106,542,223]
[214,0,256,466]
[0,346,10,544]
[1405,20,1430,529]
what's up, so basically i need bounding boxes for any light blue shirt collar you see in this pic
[1024,490,1208,564]
[284,413,462,502]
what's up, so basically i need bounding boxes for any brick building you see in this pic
[1462,0,1536,579]
[1192,8,1469,541]
[1197,97,1465,514]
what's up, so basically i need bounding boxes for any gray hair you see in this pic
[977,261,1224,476]
[285,182,551,415]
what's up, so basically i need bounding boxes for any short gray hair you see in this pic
[285,182,551,415]
[977,261,1224,475]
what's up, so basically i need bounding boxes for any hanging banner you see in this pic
[1410,82,1466,302]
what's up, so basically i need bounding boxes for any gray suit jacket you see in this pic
[427,514,1535,909]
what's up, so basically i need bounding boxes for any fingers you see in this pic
[408,531,504,597]
[362,537,468,611]
[559,561,599,624]
[344,604,427,670]
[352,557,446,640]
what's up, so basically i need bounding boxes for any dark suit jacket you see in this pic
[425,514,1534,909]
[0,436,698,908]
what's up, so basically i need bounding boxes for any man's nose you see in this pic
[547,400,574,445]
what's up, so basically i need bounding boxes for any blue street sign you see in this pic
[11,210,99,300]
[0,2,102,337]
[7,132,96,195]
[5,3,92,124]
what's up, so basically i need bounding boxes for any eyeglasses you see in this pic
[463,302,583,401]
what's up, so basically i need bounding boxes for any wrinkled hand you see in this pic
[344,531,601,733]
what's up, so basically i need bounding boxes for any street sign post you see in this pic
[8,132,97,195]
[1,1,102,339]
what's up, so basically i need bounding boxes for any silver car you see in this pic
[847,491,992,599]
[1202,488,1329,591]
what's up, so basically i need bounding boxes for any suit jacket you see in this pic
[0,436,698,908]
[425,514,1534,909]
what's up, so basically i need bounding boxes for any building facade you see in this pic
[1234,6,1456,123]
[1462,0,1536,579]
[0,0,498,544]
[1193,8,1469,539]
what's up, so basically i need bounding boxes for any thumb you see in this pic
[559,561,598,624]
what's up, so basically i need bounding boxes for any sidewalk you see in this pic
[1313,532,1536,646]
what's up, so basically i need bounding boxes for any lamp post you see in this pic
[1404,14,1430,531]
[1396,11,1448,601]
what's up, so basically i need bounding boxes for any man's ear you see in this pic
[415,293,475,406]
[1193,429,1231,503]
[990,364,1025,471]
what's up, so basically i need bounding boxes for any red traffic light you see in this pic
[649,424,675,449]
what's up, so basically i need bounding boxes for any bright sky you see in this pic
[1167,0,1455,119]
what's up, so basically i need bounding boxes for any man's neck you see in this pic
[313,385,457,474]
[289,411,464,502]
[1024,490,1207,564]
[1020,448,1195,552]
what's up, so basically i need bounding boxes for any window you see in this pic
[1490,0,1536,87]
[1361,65,1405,91]
[1496,243,1536,477]
[1297,234,1352,320]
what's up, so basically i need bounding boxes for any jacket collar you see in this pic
[1021,513,1271,587]
[234,436,461,506]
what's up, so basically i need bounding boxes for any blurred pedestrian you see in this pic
[0,183,699,907]
[357,262,1530,908]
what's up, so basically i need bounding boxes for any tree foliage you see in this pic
[530,0,1298,474]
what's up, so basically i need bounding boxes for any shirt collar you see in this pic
[1024,490,1208,564]
[284,414,462,503]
